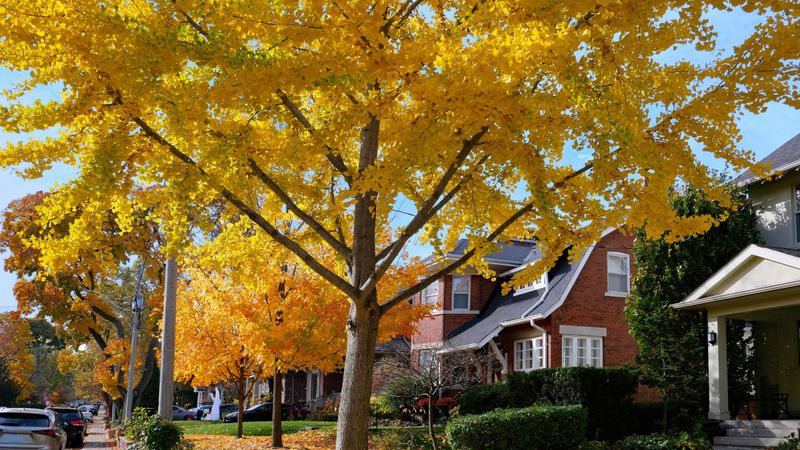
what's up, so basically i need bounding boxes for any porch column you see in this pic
[708,315,730,420]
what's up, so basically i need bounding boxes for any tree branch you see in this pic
[275,89,353,186]
[378,152,611,315]
[132,117,358,299]
[362,127,488,295]
[247,158,351,258]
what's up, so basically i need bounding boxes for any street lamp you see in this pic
[124,264,146,421]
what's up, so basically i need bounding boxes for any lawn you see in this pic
[176,420,336,436]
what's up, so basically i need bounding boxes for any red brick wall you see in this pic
[546,229,638,368]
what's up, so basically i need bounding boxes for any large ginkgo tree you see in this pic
[0,1,797,447]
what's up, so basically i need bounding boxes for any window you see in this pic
[418,349,437,375]
[607,252,630,295]
[795,185,800,243]
[514,273,548,296]
[562,336,603,367]
[422,280,439,305]
[514,337,545,371]
[452,276,470,310]
[309,371,319,399]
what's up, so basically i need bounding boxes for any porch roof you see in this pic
[672,244,800,311]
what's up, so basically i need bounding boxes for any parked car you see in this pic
[171,406,196,421]
[223,403,292,423]
[0,407,68,450]
[191,403,238,420]
[78,404,98,416]
[80,411,93,423]
[46,407,86,447]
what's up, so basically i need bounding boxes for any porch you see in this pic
[672,245,800,421]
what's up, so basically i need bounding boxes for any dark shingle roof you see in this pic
[444,252,582,349]
[737,133,800,184]
[424,239,539,267]
[375,337,410,354]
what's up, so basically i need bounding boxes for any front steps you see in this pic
[713,420,800,449]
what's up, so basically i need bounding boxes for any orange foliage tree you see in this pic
[0,311,35,401]
[0,192,163,412]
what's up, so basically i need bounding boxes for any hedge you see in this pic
[613,433,712,450]
[446,405,587,450]
[458,367,639,440]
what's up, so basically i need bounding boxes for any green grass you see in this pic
[370,426,447,450]
[175,420,336,436]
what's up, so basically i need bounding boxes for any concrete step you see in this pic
[727,427,797,438]
[714,435,789,448]
[713,446,766,450]
[721,420,800,430]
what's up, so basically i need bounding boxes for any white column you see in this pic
[708,315,730,420]
[158,258,178,419]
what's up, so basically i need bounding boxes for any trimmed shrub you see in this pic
[613,433,712,450]
[457,382,512,415]
[446,405,587,450]
[124,408,183,450]
[775,438,800,450]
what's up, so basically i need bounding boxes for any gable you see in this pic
[706,257,800,297]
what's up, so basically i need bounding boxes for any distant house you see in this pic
[410,229,639,382]
[673,132,800,421]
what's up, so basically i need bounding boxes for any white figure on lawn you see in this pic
[206,387,222,421]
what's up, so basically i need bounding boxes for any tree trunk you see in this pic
[335,299,380,450]
[272,365,283,448]
[236,377,245,439]
[427,394,439,450]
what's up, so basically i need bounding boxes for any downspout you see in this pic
[529,320,548,368]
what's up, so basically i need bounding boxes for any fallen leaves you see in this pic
[187,430,337,449]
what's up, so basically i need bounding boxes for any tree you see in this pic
[0,357,23,406]
[379,349,494,450]
[0,312,35,401]
[0,192,163,414]
[174,224,425,442]
[1,2,796,447]
[625,183,760,428]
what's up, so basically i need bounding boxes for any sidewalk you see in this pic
[70,415,116,450]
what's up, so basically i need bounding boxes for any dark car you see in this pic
[48,406,87,447]
[222,403,292,423]
[192,403,237,420]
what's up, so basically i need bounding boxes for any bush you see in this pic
[370,395,399,420]
[459,367,639,440]
[613,433,711,450]
[629,401,707,435]
[775,437,800,450]
[124,408,184,450]
[446,405,587,450]
[457,383,512,415]
[309,398,338,421]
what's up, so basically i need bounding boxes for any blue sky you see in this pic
[1,7,799,312]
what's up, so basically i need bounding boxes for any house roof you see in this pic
[424,239,540,267]
[375,336,410,354]
[736,132,800,185]
[444,250,584,350]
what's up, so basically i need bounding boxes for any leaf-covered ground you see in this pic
[187,430,338,449]
[176,420,335,436]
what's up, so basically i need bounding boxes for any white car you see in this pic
[0,407,67,450]
[80,411,92,423]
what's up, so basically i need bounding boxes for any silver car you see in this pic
[0,407,67,450]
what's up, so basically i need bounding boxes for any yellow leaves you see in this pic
[0,312,35,398]
[187,430,336,449]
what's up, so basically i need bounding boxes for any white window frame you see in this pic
[794,184,800,244]
[418,349,438,376]
[606,252,630,297]
[514,273,548,296]
[561,335,603,367]
[451,276,471,310]
[422,280,439,305]
[514,336,545,372]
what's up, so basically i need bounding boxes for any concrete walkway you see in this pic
[68,413,116,450]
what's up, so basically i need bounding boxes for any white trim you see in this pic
[561,335,603,367]
[605,291,628,298]
[411,342,442,351]
[736,160,800,187]
[606,251,631,295]
[513,336,545,372]
[524,244,595,319]
[451,275,471,310]
[674,244,800,308]
[559,325,607,337]
[429,309,481,316]
[672,278,800,309]
[488,340,508,374]
[514,273,548,296]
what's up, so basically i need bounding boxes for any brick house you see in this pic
[410,228,639,381]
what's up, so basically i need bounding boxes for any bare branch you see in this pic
[132,117,358,299]
[247,158,351,258]
[275,89,353,185]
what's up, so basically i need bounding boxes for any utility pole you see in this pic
[124,265,146,421]
[158,258,178,419]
